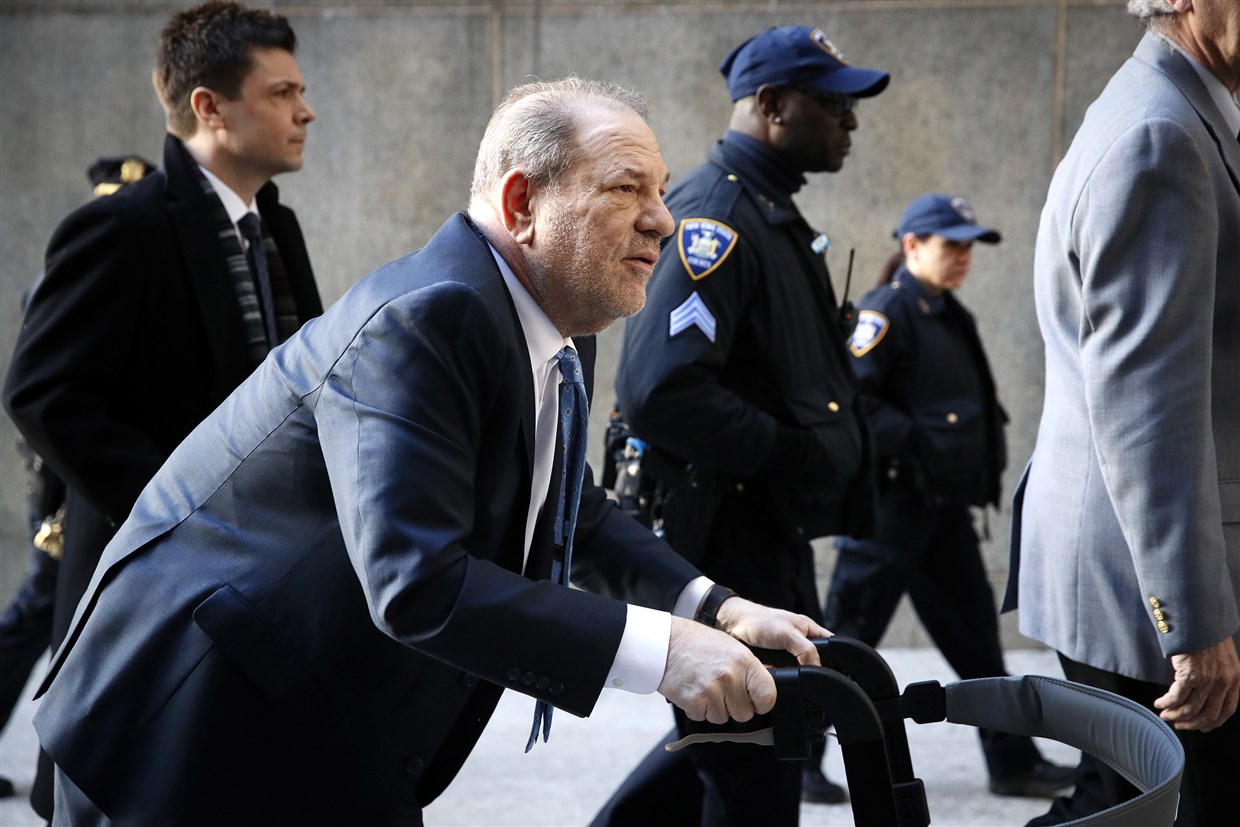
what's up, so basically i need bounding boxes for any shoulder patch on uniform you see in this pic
[848,310,890,357]
[677,218,738,281]
[669,291,717,343]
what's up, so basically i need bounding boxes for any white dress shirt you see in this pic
[489,244,712,694]
[199,166,260,247]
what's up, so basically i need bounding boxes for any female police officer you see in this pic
[820,193,1074,798]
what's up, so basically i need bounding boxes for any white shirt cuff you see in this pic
[605,576,715,695]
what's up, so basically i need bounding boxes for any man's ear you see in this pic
[189,86,225,131]
[499,170,537,244]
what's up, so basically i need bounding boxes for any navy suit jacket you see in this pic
[33,213,700,825]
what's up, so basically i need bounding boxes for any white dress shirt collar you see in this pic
[1161,35,1240,140]
[199,165,260,226]
[488,245,573,374]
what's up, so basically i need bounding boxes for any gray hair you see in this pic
[1127,0,1175,27]
[469,77,649,204]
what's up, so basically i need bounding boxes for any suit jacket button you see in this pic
[549,682,564,696]
[522,672,536,686]
[506,667,521,682]
[405,756,425,775]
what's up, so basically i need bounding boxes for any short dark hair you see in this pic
[153,1,297,138]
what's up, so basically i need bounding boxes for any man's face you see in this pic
[524,108,675,336]
[772,87,859,173]
[215,47,315,179]
[907,234,974,292]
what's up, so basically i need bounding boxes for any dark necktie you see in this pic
[237,212,279,348]
[526,346,590,752]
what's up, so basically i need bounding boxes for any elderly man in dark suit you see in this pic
[29,76,832,826]
[2,1,321,816]
[1007,0,1240,824]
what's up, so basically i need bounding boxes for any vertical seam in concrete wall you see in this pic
[1051,0,1069,174]
[491,5,504,108]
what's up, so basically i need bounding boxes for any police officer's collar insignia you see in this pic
[848,310,889,357]
[677,218,738,281]
[669,290,718,343]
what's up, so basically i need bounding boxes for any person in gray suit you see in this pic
[1005,1,1240,824]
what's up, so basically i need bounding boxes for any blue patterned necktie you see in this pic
[526,346,589,752]
[237,212,279,348]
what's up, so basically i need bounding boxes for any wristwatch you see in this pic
[694,584,738,629]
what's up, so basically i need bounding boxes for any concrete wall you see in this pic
[0,0,1141,650]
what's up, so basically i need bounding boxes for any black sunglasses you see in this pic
[791,86,859,117]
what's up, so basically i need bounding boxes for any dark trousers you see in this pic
[1027,653,1240,827]
[593,491,817,827]
[0,535,58,732]
[822,488,1042,778]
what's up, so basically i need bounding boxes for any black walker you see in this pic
[670,638,1184,827]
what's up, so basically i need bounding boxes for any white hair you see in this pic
[1127,0,1176,24]
[469,77,648,206]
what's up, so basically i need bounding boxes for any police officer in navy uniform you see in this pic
[819,193,1074,799]
[602,26,887,826]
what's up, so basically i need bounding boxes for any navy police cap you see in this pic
[720,25,890,102]
[895,194,1001,243]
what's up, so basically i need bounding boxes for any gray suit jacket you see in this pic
[1010,33,1240,684]
[32,213,700,824]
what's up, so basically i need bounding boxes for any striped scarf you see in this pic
[196,173,300,366]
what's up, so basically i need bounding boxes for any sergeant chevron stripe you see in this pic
[669,291,717,342]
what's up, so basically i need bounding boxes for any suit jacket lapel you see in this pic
[256,182,323,321]
[1138,33,1240,195]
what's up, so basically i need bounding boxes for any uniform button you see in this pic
[946,412,959,424]
[726,174,738,182]
[522,672,536,686]
[536,676,550,690]
[827,401,840,413]
[461,672,478,688]
[549,682,565,696]
[506,667,521,682]
[1149,596,1161,608]
[735,482,744,492]
[405,756,425,775]
[1157,621,1170,633]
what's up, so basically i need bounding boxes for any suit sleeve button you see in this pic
[461,672,478,687]
[536,676,550,690]
[522,672,536,686]
[549,682,564,696]
[1157,621,1171,633]
[405,756,425,775]
[506,668,521,682]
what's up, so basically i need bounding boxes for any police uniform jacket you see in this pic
[847,266,1006,508]
[616,132,874,547]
